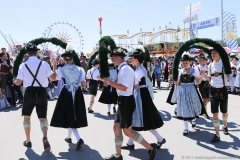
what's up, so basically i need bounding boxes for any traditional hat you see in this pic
[232,56,239,61]
[180,52,192,61]
[92,59,100,65]
[129,45,145,57]
[61,43,74,57]
[110,47,127,57]
[230,53,236,57]
[197,53,208,60]
[25,43,40,52]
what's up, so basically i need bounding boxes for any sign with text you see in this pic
[192,17,220,31]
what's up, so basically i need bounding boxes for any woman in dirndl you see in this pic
[98,61,118,115]
[171,53,205,136]
[121,47,165,150]
[50,45,88,150]
[234,59,240,96]
[228,56,238,93]
[57,58,65,94]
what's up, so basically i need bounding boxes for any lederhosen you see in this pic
[22,61,48,118]
[114,64,136,128]
[209,64,228,114]
[89,68,98,96]
[197,65,210,99]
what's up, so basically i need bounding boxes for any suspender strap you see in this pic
[221,67,225,87]
[25,61,43,87]
[90,69,96,80]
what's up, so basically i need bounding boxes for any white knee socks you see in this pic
[107,104,111,112]
[184,121,188,130]
[231,86,234,92]
[127,138,134,145]
[150,129,164,143]
[67,128,81,141]
[67,128,72,138]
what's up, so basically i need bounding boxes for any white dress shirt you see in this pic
[55,66,86,82]
[86,67,100,81]
[17,57,53,87]
[117,62,135,96]
[208,59,227,88]
[196,64,208,81]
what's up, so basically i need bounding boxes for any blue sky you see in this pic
[0,0,239,53]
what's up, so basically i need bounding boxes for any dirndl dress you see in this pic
[98,69,118,104]
[99,86,118,104]
[50,65,88,128]
[132,66,164,131]
[234,66,240,88]
[175,71,204,120]
[228,70,237,87]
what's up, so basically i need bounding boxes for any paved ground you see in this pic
[1,82,240,160]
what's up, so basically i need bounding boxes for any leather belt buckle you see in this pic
[214,73,219,77]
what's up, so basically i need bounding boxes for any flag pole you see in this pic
[221,0,224,41]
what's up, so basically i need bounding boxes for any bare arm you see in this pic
[49,65,57,81]
[104,78,127,91]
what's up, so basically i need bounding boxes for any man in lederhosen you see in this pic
[86,59,104,113]
[14,43,57,152]
[202,49,231,143]
[196,53,210,119]
[104,47,156,160]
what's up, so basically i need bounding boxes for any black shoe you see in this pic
[148,143,157,160]
[76,139,84,150]
[88,109,94,113]
[104,154,123,160]
[121,144,135,150]
[222,126,229,135]
[107,112,110,116]
[156,138,166,149]
[211,134,220,143]
[203,114,211,120]
[183,130,189,136]
[192,119,197,128]
[42,138,51,153]
[65,138,72,143]
[113,107,116,114]
[23,141,32,147]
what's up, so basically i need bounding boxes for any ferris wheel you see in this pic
[41,22,84,56]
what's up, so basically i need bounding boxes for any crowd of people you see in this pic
[0,41,239,160]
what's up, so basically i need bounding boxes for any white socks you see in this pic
[184,121,188,131]
[107,104,111,112]
[231,86,234,92]
[67,128,81,141]
[150,130,164,143]
[126,130,164,146]
[127,138,134,145]
[67,128,72,138]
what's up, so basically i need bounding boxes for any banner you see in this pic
[223,11,238,51]
[192,17,220,31]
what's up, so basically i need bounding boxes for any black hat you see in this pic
[197,53,208,60]
[92,59,100,65]
[129,49,144,57]
[232,56,239,61]
[180,54,192,61]
[110,47,127,57]
[25,43,40,52]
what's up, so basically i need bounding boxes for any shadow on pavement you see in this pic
[159,110,172,122]
[185,129,240,158]
[19,148,57,160]
[93,112,115,120]
[128,148,174,160]
[1,104,22,112]
[58,143,102,160]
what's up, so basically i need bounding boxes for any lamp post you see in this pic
[221,0,223,41]
[98,17,103,39]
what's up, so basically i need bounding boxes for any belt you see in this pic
[211,72,222,77]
